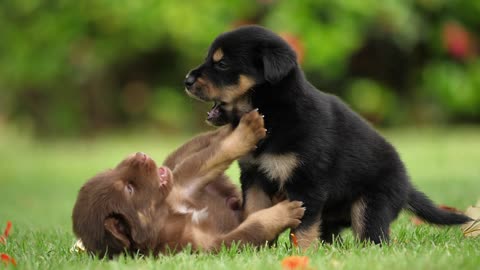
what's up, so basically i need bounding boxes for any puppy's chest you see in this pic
[169,188,210,225]
[239,152,301,186]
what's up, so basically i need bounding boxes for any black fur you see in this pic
[185,25,472,244]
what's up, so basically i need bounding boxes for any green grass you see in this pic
[0,126,479,270]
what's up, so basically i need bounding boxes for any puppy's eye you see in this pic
[215,60,229,71]
[125,183,134,195]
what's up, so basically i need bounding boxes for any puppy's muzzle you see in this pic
[184,73,196,90]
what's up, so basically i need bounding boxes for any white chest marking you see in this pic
[174,205,209,224]
[191,207,209,224]
[241,152,300,188]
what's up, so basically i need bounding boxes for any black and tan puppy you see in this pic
[72,111,305,257]
[184,25,472,247]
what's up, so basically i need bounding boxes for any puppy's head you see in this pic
[72,152,173,257]
[185,25,298,126]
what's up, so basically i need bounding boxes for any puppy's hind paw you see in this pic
[277,200,305,229]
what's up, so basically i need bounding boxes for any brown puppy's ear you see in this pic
[104,216,131,248]
[262,45,297,84]
[124,213,150,245]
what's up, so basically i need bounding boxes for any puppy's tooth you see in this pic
[254,108,259,112]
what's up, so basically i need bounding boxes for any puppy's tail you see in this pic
[407,188,472,225]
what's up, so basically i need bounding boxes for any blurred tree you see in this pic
[0,0,478,136]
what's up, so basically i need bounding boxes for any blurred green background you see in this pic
[1,2,480,269]
[1,0,480,137]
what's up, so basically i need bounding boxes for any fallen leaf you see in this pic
[462,205,480,237]
[281,256,310,270]
[70,239,86,253]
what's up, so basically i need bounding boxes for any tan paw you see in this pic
[236,109,267,150]
[276,200,305,229]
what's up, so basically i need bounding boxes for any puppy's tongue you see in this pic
[207,102,222,122]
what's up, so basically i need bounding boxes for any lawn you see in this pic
[0,126,479,270]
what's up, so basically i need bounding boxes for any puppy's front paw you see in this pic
[276,200,305,229]
[236,109,267,150]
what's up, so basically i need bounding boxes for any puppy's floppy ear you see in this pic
[261,44,297,84]
[104,216,131,248]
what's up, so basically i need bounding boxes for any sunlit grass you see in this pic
[0,126,479,270]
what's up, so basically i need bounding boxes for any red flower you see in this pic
[279,33,305,64]
[442,21,475,60]
[281,256,310,270]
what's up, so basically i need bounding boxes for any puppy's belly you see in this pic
[200,192,242,233]
[322,201,352,225]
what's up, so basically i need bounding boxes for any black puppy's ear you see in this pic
[262,45,297,84]
[104,216,131,248]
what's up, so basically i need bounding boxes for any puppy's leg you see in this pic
[206,175,242,210]
[210,200,305,250]
[173,110,266,193]
[351,195,401,244]
[287,188,326,249]
[292,218,322,249]
[320,222,344,244]
[163,126,232,169]
[242,183,273,219]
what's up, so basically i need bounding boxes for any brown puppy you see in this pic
[72,111,305,257]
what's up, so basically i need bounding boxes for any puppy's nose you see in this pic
[135,152,148,162]
[184,74,196,89]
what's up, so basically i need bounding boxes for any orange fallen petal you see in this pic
[3,221,12,238]
[1,253,17,267]
[1,221,12,245]
[290,233,298,247]
[281,256,309,270]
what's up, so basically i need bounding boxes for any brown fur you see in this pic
[351,197,367,238]
[242,184,273,219]
[72,111,304,257]
[294,220,321,249]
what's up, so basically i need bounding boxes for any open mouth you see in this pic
[207,101,225,123]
